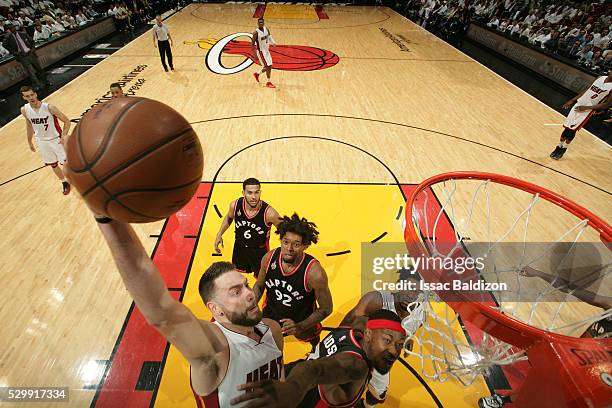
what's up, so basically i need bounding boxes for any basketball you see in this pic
[64,97,203,223]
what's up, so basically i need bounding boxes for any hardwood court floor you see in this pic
[0,3,610,407]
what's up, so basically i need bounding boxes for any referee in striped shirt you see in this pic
[153,15,173,71]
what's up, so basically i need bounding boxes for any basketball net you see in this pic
[401,174,611,388]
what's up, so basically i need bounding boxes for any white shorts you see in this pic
[257,48,273,67]
[368,369,390,402]
[38,138,66,164]
[563,105,594,131]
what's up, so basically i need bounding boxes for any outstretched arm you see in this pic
[522,266,612,309]
[230,352,370,407]
[340,291,382,330]
[97,220,222,366]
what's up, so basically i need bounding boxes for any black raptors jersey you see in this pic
[263,248,318,323]
[233,197,270,248]
[307,328,372,407]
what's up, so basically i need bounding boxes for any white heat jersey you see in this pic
[575,76,612,107]
[378,291,397,314]
[192,321,283,408]
[24,102,61,141]
[255,27,272,52]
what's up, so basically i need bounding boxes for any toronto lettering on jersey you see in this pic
[246,356,283,383]
[265,277,305,301]
[235,220,265,235]
[71,65,148,123]
[30,117,49,125]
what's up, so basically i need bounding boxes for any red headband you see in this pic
[366,319,406,334]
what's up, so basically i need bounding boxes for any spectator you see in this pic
[32,23,51,42]
[17,11,33,27]
[0,42,10,58]
[2,22,51,89]
[75,9,90,25]
[593,29,610,49]
[577,43,594,64]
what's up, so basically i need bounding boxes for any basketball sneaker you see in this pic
[478,395,507,408]
[552,147,567,160]
[266,82,276,88]
[550,146,561,158]
[62,181,71,195]
[253,72,260,83]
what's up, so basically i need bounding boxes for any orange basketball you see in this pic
[64,97,203,223]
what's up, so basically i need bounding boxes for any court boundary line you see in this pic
[4,113,609,195]
[190,113,611,195]
[189,3,392,29]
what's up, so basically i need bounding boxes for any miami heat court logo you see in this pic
[185,33,339,75]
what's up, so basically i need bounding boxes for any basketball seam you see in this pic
[102,176,202,220]
[72,98,146,174]
[82,127,195,198]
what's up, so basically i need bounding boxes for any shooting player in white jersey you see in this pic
[20,85,71,195]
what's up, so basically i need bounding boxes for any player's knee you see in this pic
[561,128,576,141]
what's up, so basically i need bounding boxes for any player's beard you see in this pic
[225,306,262,327]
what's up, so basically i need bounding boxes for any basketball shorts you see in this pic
[38,138,66,164]
[232,244,267,275]
[563,105,595,131]
[256,48,273,68]
[581,315,611,339]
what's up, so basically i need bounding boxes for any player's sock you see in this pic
[557,142,564,148]
[62,181,71,195]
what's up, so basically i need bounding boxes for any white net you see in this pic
[402,176,611,386]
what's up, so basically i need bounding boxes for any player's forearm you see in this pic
[253,283,264,302]
[286,356,366,391]
[97,220,174,325]
[299,306,331,330]
[61,121,71,137]
[215,218,231,238]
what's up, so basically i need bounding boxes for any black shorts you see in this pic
[232,244,267,275]
[582,316,612,338]
[562,127,577,141]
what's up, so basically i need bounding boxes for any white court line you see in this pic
[544,123,562,126]
[63,64,96,67]
[390,9,611,148]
